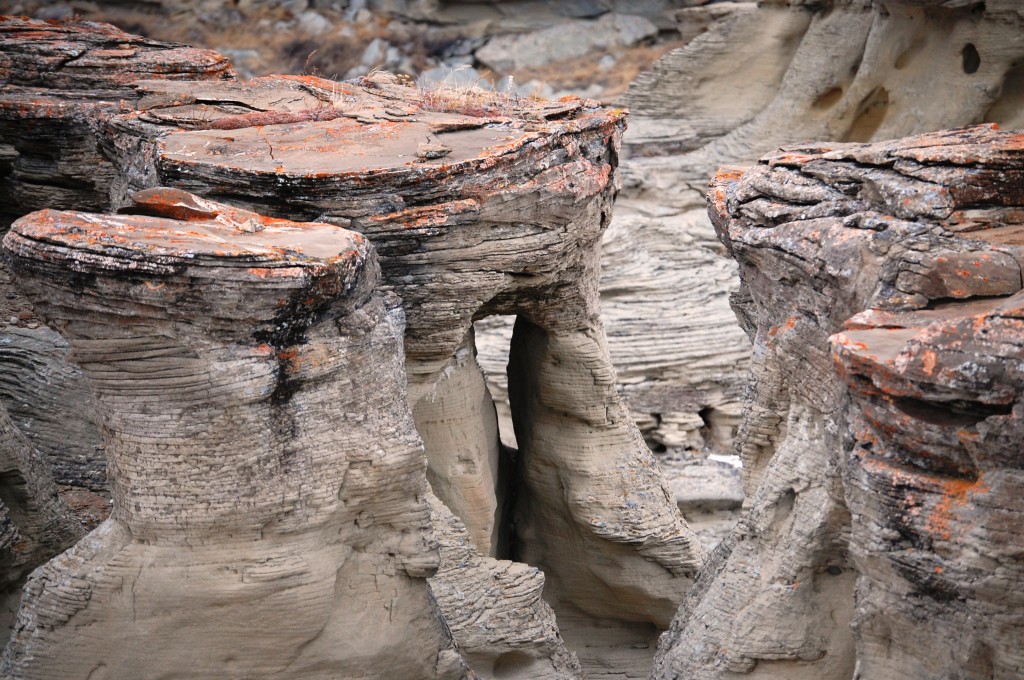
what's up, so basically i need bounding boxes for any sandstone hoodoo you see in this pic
[653,124,1024,679]
[0,17,706,677]
[99,71,705,677]
[0,191,471,679]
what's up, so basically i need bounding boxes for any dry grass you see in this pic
[414,68,535,116]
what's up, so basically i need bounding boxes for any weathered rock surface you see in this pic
[0,401,82,635]
[0,327,105,491]
[0,16,233,224]
[654,125,1024,679]
[92,70,704,677]
[835,298,1024,680]
[597,0,1024,456]
[0,15,237,531]
[428,495,583,679]
[1,190,469,679]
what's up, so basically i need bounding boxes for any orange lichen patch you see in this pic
[920,349,938,376]
[926,475,989,542]
[859,453,988,542]
[247,267,306,279]
[253,343,275,356]
[707,166,748,231]
[276,348,299,361]
[832,328,920,366]
[538,160,612,199]
[370,199,480,230]
[831,332,868,351]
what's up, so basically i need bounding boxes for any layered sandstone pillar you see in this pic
[1,189,466,679]
[0,15,236,556]
[654,124,1024,679]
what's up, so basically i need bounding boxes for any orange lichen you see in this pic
[925,475,988,541]
[920,349,937,376]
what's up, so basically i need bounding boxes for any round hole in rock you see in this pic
[963,43,981,74]
[812,87,844,110]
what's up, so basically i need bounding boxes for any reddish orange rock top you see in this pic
[7,188,370,271]
[129,72,625,193]
[0,16,233,92]
[3,189,379,341]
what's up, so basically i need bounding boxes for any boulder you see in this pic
[476,13,659,73]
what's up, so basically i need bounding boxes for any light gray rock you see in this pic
[476,13,659,73]
[297,9,332,34]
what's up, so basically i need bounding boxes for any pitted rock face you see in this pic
[653,125,1024,680]
[0,194,467,679]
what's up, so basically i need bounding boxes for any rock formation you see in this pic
[96,70,704,677]
[0,401,82,632]
[597,0,1024,455]
[0,19,236,632]
[0,15,233,226]
[0,17,704,677]
[653,124,1024,679]
[428,495,583,679]
[0,327,105,492]
[1,190,471,679]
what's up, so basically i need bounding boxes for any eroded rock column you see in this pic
[1,189,466,679]
[654,125,1024,679]
[97,71,706,677]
